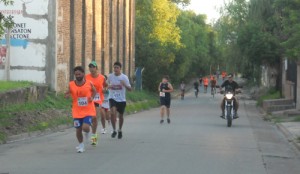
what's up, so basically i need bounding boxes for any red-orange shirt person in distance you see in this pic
[65,66,96,153]
[203,77,209,93]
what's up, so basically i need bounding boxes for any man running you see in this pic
[107,62,132,139]
[158,75,174,124]
[65,66,96,153]
[85,61,107,146]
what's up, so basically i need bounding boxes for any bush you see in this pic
[257,88,280,106]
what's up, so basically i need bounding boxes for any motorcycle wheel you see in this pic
[227,114,232,127]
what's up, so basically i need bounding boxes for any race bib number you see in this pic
[74,120,81,127]
[78,97,88,106]
[103,99,109,105]
[160,92,165,97]
[93,93,100,101]
[112,91,121,99]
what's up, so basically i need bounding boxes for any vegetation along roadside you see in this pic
[0,82,159,143]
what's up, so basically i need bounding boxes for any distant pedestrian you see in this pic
[107,62,132,139]
[65,66,96,153]
[158,75,174,124]
[203,77,209,93]
[180,81,185,100]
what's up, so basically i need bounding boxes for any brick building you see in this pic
[0,0,135,92]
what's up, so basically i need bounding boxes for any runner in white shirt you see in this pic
[108,62,131,139]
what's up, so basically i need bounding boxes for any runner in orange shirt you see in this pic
[65,66,97,153]
[86,61,107,146]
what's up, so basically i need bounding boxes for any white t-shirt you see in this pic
[108,73,131,102]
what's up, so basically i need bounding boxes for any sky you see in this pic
[183,0,225,23]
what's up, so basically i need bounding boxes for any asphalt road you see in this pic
[0,84,300,174]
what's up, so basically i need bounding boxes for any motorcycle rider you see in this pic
[219,73,240,119]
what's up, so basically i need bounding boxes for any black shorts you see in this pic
[109,99,126,114]
[160,97,171,108]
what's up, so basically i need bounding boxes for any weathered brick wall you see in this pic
[56,0,71,92]
[56,0,135,92]
[74,1,83,67]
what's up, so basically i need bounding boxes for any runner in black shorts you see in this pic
[109,99,126,115]
[107,62,132,139]
[158,75,174,124]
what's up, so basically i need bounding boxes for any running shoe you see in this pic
[101,128,106,134]
[118,131,122,139]
[160,120,164,124]
[167,118,171,124]
[76,143,85,153]
[111,131,117,138]
[90,134,98,146]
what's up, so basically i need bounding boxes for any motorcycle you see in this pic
[220,90,241,127]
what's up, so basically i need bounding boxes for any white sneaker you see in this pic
[101,128,106,134]
[76,143,85,153]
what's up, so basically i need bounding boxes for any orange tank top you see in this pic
[69,80,96,118]
[204,78,209,85]
[86,74,105,104]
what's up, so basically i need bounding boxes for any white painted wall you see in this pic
[0,0,49,83]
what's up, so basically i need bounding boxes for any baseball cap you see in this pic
[89,61,97,67]
[227,73,233,78]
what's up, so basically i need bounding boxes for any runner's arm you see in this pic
[90,83,97,101]
[165,83,174,93]
[120,77,132,91]
[64,85,71,98]
[158,82,162,92]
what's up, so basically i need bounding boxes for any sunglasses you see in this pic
[89,65,96,68]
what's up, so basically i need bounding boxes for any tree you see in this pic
[0,0,14,38]
[136,0,183,91]
[273,0,300,59]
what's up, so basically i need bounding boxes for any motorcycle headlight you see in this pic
[225,93,233,99]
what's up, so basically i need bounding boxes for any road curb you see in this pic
[276,123,300,152]
[4,124,72,144]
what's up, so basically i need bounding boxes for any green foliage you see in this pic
[273,0,300,59]
[0,0,14,38]
[0,80,33,92]
[0,89,159,142]
[127,90,157,102]
[256,88,280,106]
[136,0,183,91]
[292,116,300,122]
[0,92,71,115]
[126,90,159,114]
[136,0,217,91]
[215,0,283,85]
